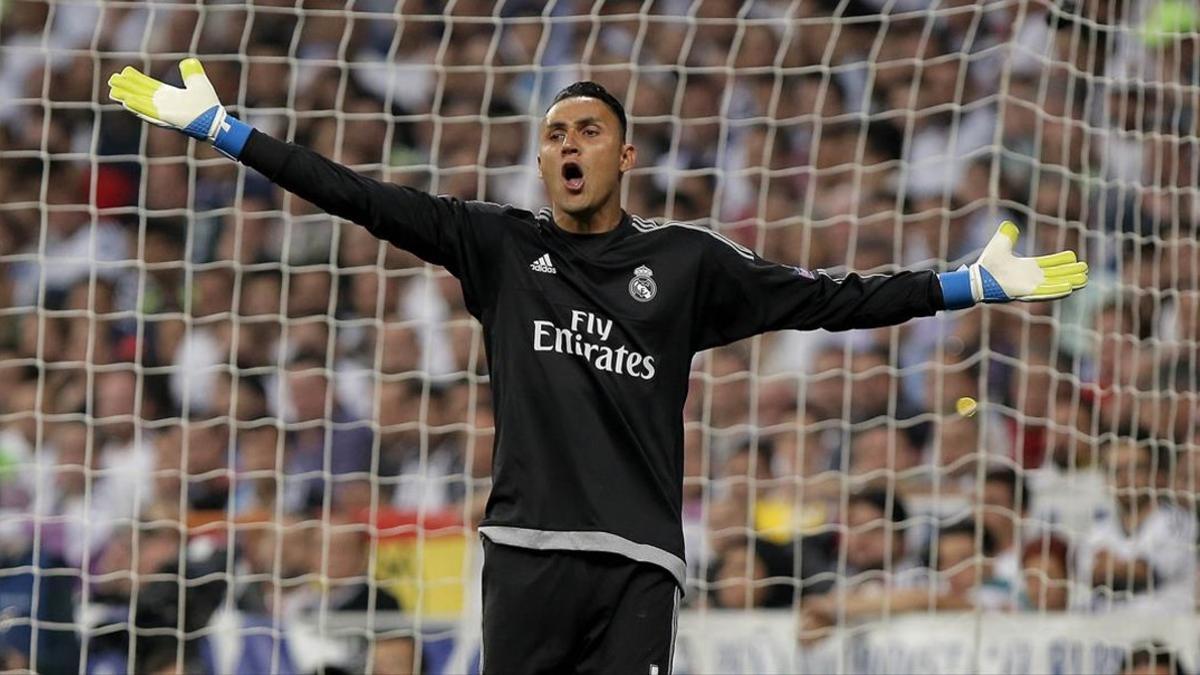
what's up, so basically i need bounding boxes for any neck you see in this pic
[552,196,623,234]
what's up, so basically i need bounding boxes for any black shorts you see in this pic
[480,537,680,675]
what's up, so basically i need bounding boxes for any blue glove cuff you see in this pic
[213,114,253,160]
[938,269,975,310]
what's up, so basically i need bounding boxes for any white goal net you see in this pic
[0,1,1197,673]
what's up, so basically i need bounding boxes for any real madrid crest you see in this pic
[628,264,657,302]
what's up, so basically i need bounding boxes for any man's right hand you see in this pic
[107,58,253,160]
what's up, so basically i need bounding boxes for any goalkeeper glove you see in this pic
[938,221,1089,310]
[107,58,252,160]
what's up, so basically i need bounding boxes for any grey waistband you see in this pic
[478,525,687,588]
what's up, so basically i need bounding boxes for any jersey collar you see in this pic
[537,207,634,259]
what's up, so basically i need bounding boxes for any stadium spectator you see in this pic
[464,389,495,527]
[695,345,756,461]
[234,516,319,616]
[681,424,707,590]
[1005,348,1059,468]
[707,437,775,554]
[375,378,428,504]
[234,268,285,343]
[212,370,271,425]
[923,416,985,493]
[1147,357,1199,448]
[1118,641,1190,675]
[389,382,470,512]
[376,323,425,379]
[1042,387,1101,472]
[847,347,917,424]
[0,365,39,522]
[1018,536,1074,612]
[87,513,227,675]
[232,423,282,516]
[289,523,415,675]
[708,536,794,610]
[1077,430,1197,612]
[281,350,373,515]
[802,487,919,599]
[295,523,401,614]
[1092,294,1150,429]
[803,344,853,422]
[87,368,158,549]
[10,163,128,309]
[151,415,231,514]
[931,519,1010,610]
[38,420,90,561]
[979,467,1031,593]
[800,518,1006,643]
[844,488,917,581]
[1175,443,1200,545]
[1029,389,1111,539]
[846,424,921,482]
[753,417,838,541]
[0,540,79,674]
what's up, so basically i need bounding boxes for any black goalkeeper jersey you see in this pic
[239,131,946,586]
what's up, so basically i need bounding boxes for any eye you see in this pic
[583,127,599,137]
[549,130,565,141]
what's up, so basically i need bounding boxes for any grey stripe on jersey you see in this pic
[629,215,756,259]
[478,525,687,588]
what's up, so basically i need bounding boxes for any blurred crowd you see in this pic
[0,0,1198,673]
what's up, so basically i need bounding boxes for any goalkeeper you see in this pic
[109,60,1087,674]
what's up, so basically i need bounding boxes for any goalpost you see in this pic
[0,0,1197,673]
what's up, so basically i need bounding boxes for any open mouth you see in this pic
[562,162,584,192]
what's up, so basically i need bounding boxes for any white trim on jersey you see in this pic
[667,587,679,674]
[535,206,756,261]
[478,525,687,587]
[630,215,756,260]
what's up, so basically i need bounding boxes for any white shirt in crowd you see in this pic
[1076,502,1197,613]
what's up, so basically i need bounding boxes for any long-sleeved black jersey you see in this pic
[239,131,946,587]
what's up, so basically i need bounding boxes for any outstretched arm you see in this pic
[695,222,1087,351]
[107,58,478,276]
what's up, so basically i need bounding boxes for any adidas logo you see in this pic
[530,253,557,274]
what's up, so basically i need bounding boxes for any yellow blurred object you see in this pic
[375,531,469,618]
[755,498,827,544]
[956,396,978,418]
[1141,0,1198,46]
[369,510,471,619]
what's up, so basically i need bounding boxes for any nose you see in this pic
[561,131,579,154]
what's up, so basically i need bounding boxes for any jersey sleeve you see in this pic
[694,234,946,350]
[238,130,504,314]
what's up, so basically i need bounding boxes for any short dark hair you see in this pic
[287,349,327,371]
[984,466,1030,513]
[548,81,628,139]
[848,487,909,526]
[1121,641,1188,675]
[936,519,996,558]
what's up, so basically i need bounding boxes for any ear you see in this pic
[618,143,637,175]
[536,154,542,179]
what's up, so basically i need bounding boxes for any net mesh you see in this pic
[0,0,1197,673]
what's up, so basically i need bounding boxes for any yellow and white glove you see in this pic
[938,221,1088,309]
[107,58,252,159]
